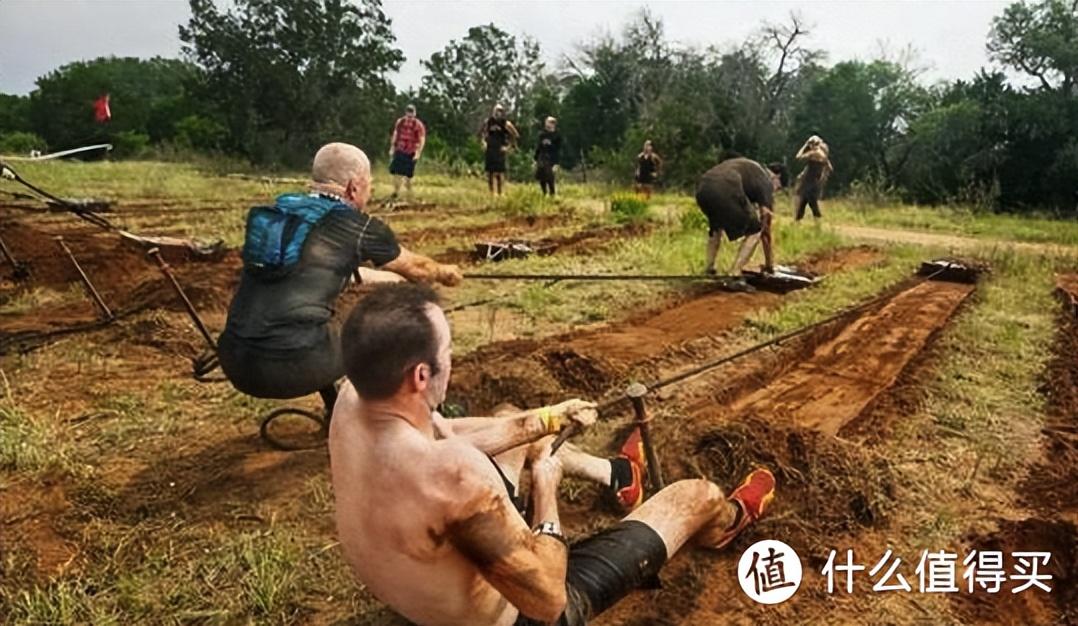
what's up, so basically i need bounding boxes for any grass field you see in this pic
[1,160,1076,624]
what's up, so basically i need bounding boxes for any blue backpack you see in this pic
[241,193,350,275]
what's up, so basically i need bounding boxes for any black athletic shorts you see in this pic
[389,150,416,178]
[514,520,668,626]
[486,149,507,173]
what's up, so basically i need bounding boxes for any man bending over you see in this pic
[218,143,461,417]
[695,157,782,290]
[329,284,776,626]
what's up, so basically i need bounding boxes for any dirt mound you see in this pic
[800,244,884,275]
[0,222,242,352]
[0,221,230,294]
[953,518,1077,626]
[435,221,651,265]
[696,415,896,554]
[399,214,567,250]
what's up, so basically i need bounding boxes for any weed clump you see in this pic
[610,193,650,224]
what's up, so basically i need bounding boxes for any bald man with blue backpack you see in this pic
[218,143,461,416]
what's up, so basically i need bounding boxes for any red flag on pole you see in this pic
[94,94,111,123]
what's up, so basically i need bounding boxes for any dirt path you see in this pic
[834,224,1078,257]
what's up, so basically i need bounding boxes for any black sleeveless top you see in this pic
[485,117,510,152]
[223,204,401,352]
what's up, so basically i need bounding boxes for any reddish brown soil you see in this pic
[1021,277,1078,517]
[953,518,1077,626]
[434,221,651,265]
[0,477,79,581]
[397,213,567,250]
[450,246,884,414]
[588,277,975,625]
[0,222,243,353]
[0,212,604,354]
[728,279,975,436]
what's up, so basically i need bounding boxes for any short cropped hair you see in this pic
[311,142,370,187]
[341,284,442,399]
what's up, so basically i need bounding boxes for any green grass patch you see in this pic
[609,192,650,225]
[0,401,78,476]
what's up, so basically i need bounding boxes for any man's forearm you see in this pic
[531,481,561,527]
[448,413,548,456]
[381,247,446,283]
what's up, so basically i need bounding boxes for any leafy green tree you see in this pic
[790,60,929,189]
[988,0,1078,96]
[0,131,46,155]
[180,0,403,164]
[0,94,31,134]
[27,57,196,150]
[418,24,543,151]
[558,10,821,185]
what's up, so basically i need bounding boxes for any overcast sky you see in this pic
[0,0,1013,96]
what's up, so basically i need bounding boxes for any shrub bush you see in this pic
[0,131,46,155]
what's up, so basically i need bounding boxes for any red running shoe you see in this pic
[712,468,776,549]
[614,427,647,511]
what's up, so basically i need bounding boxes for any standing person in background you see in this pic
[480,104,520,196]
[534,116,562,197]
[793,135,833,222]
[634,140,662,200]
[388,104,426,203]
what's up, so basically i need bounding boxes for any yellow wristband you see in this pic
[536,407,561,434]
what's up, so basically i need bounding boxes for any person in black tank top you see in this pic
[217,143,463,418]
[634,140,662,199]
[479,103,520,195]
[534,116,562,196]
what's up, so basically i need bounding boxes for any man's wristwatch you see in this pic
[534,521,569,547]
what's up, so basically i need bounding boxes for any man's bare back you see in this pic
[331,383,526,626]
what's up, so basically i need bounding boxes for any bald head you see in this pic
[312,143,370,186]
[311,143,372,208]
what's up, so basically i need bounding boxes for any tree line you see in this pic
[1,0,1075,214]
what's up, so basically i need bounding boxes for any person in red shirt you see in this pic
[388,104,427,202]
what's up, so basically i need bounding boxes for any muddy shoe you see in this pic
[724,277,756,293]
[712,468,776,550]
[611,428,647,511]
